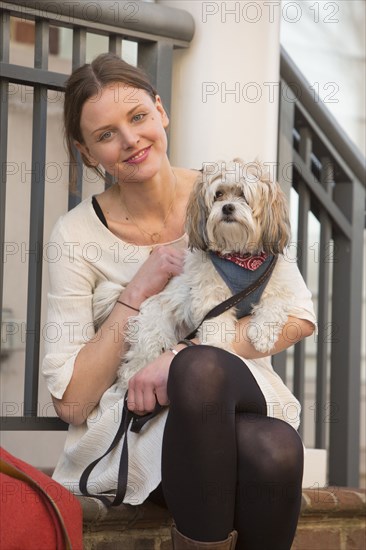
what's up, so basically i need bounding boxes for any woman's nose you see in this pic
[119,126,139,149]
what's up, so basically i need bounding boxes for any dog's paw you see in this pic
[247,322,277,353]
[253,338,275,354]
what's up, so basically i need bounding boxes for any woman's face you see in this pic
[76,82,169,183]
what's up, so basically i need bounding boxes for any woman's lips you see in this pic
[124,146,151,164]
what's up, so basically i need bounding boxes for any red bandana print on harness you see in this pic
[216,251,268,271]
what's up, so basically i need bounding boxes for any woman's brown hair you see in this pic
[64,52,157,190]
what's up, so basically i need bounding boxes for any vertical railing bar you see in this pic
[0,9,10,358]
[72,28,87,71]
[315,213,331,448]
[0,9,10,60]
[34,15,49,67]
[315,157,333,448]
[294,184,309,436]
[329,176,363,486]
[293,127,312,434]
[104,35,123,190]
[68,28,86,210]
[138,41,173,161]
[138,41,173,158]
[273,81,297,384]
[297,129,312,281]
[109,35,122,57]
[24,18,49,416]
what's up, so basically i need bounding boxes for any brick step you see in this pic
[79,487,366,550]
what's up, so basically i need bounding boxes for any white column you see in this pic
[158,1,282,171]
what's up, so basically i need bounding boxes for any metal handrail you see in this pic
[280,46,366,187]
[2,0,195,44]
[278,46,365,487]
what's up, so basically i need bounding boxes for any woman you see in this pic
[43,53,316,549]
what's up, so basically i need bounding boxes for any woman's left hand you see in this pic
[126,352,173,415]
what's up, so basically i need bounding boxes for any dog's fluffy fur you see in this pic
[93,159,293,390]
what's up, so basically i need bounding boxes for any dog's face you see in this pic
[186,159,291,255]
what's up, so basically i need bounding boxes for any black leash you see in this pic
[79,394,165,506]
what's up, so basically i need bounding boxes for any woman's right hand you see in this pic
[123,245,186,306]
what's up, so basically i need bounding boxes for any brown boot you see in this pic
[171,524,238,549]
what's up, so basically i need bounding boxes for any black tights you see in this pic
[150,346,303,550]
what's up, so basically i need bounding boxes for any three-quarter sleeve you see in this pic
[267,253,317,329]
[42,218,96,399]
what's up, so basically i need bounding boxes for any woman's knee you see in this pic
[167,345,231,404]
[268,422,303,477]
[237,417,304,481]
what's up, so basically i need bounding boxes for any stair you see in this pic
[79,487,366,549]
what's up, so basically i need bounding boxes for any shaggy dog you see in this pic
[93,159,293,390]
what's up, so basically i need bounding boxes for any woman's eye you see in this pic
[98,131,112,142]
[214,191,223,200]
[132,113,145,122]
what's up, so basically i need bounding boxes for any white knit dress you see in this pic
[42,197,316,505]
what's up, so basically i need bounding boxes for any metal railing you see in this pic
[0,0,194,428]
[276,46,365,486]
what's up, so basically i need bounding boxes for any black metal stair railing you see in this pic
[276,46,365,486]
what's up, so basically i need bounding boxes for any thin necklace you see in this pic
[120,171,177,244]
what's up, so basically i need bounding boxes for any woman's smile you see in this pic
[124,145,152,164]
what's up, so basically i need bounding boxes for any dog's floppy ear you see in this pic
[241,159,291,255]
[261,178,291,255]
[185,172,210,250]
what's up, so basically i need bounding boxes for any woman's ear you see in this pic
[74,141,99,167]
[154,95,169,129]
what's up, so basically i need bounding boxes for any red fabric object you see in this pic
[216,251,268,270]
[0,447,83,550]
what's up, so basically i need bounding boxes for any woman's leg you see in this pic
[161,345,265,542]
[234,414,303,549]
[161,346,303,549]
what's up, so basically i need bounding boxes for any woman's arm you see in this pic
[51,284,142,426]
[233,255,316,358]
[46,240,185,426]
[232,315,315,359]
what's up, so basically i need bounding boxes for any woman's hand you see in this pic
[126,351,173,415]
[123,245,186,307]
[127,339,198,415]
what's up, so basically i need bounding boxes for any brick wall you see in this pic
[80,488,366,550]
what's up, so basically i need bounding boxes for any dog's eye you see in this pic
[214,191,223,200]
[237,189,248,202]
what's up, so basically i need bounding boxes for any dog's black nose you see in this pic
[222,203,235,215]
